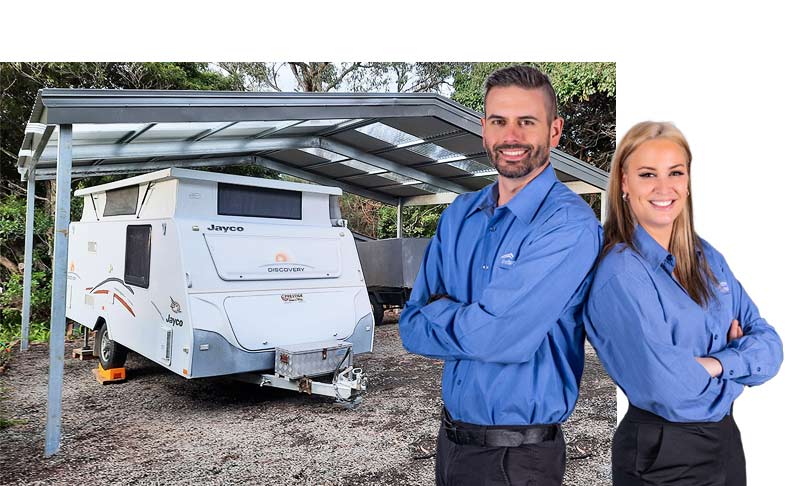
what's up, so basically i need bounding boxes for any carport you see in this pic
[16,88,608,455]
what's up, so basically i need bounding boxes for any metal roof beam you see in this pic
[249,120,304,139]
[317,118,376,137]
[32,156,256,180]
[117,123,157,144]
[550,152,608,191]
[189,121,238,142]
[37,136,319,163]
[18,123,55,178]
[254,156,398,206]
[318,138,471,194]
[564,180,603,194]
[402,192,459,206]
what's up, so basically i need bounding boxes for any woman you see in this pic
[583,121,783,485]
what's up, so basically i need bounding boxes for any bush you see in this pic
[0,271,52,344]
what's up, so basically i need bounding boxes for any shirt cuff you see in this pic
[420,297,462,331]
[709,347,747,380]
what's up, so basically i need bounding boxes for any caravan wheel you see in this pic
[97,323,128,370]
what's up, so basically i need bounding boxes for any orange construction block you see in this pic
[92,364,126,384]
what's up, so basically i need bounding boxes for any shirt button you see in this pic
[456,380,462,385]
[729,370,735,376]
[713,334,718,340]
[482,264,489,270]
[757,367,761,372]
[489,226,496,232]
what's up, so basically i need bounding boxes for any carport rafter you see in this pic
[318,138,471,194]
[37,136,319,163]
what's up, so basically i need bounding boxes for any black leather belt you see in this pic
[441,408,559,447]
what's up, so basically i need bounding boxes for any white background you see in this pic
[3,1,793,483]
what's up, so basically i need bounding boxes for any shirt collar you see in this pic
[466,163,558,223]
[633,224,675,270]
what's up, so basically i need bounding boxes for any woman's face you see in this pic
[621,138,690,244]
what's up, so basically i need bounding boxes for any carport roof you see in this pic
[18,89,607,206]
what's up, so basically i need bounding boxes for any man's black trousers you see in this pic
[612,405,746,486]
[435,409,566,486]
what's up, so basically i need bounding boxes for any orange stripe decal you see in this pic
[113,293,136,317]
[93,289,109,295]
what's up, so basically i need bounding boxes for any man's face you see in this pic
[481,86,562,179]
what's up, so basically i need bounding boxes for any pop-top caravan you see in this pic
[66,168,372,404]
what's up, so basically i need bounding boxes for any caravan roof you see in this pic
[73,167,343,197]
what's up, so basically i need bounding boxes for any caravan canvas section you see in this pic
[66,168,372,403]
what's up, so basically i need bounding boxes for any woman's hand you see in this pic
[727,319,744,341]
[695,356,724,378]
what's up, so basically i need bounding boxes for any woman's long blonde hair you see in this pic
[604,121,716,306]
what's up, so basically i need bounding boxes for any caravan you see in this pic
[66,168,371,403]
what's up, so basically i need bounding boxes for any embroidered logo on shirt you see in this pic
[500,252,515,266]
[718,281,730,294]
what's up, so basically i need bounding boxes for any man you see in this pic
[398,65,602,486]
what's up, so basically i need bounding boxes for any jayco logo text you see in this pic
[207,224,244,232]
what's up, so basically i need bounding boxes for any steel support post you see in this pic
[44,124,72,457]
[600,191,607,223]
[21,173,36,351]
[396,197,404,238]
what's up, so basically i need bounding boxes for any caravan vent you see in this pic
[159,327,173,364]
[88,241,97,253]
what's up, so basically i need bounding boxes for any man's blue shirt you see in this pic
[398,164,602,426]
[583,224,783,422]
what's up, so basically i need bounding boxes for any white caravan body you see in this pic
[66,168,374,380]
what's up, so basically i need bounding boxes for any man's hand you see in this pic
[695,356,723,378]
[727,319,744,341]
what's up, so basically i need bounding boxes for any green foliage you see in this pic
[378,205,444,239]
[0,194,52,243]
[0,271,52,344]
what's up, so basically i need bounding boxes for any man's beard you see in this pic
[487,143,550,179]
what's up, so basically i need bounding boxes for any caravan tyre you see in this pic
[97,323,128,370]
[369,294,385,326]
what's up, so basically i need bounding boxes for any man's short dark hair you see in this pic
[483,65,558,122]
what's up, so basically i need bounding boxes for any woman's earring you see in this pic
[622,192,628,202]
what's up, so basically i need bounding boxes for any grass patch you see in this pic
[0,417,27,430]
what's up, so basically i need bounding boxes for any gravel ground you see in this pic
[0,311,614,485]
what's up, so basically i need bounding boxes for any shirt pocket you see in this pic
[709,278,735,327]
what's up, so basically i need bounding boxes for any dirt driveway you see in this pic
[1,313,615,485]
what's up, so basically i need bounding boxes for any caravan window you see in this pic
[104,186,139,216]
[125,225,151,288]
[217,183,302,220]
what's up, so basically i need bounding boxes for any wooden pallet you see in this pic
[72,348,96,360]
